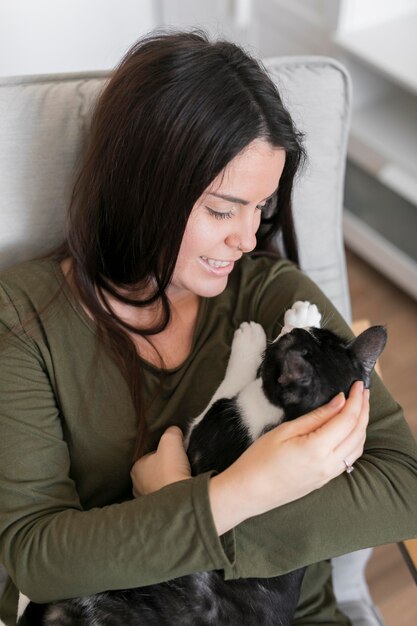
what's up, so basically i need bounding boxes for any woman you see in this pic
[0,30,416,625]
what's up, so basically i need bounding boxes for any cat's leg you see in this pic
[185,322,266,447]
[219,322,267,397]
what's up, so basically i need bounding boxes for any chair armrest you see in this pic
[353,320,417,586]
[399,540,417,584]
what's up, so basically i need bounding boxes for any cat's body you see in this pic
[19,302,387,626]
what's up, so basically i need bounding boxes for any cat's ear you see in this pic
[348,326,387,387]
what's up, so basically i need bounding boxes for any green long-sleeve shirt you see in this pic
[1,255,416,625]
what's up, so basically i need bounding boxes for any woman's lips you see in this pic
[198,256,236,276]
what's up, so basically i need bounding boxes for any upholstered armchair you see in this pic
[0,57,391,625]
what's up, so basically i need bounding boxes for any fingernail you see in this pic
[356,380,364,392]
[329,392,344,407]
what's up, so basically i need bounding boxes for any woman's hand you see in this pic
[131,426,192,497]
[209,381,369,535]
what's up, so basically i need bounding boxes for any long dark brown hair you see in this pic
[56,29,306,459]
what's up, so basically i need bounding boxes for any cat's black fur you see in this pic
[18,323,387,626]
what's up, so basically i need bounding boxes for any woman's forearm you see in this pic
[208,471,250,535]
[4,475,233,603]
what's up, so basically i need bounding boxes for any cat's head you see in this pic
[261,325,387,419]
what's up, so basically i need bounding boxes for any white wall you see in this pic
[0,0,157,77]
[336,0,417,32]
[158,0,260,52]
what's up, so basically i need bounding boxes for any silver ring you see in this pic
[343,459,354,474]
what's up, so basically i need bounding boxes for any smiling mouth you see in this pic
[200,256,235,268]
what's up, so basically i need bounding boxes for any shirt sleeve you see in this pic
[221,259,417,580]
[0,283,235,605]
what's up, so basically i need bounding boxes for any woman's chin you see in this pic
[169,274,229,299]
[169,258,238,299]
[199,280,229,298]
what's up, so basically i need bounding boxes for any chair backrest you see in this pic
[0,57,352,321]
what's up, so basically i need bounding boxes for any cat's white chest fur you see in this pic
[236,378,284,441]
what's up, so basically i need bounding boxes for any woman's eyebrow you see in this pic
[208,190,277,205]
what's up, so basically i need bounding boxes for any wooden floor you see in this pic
[345,248,417,626]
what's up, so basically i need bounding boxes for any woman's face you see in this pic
[169,139,286,301]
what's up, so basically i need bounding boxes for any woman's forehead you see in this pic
[206,140,285,202]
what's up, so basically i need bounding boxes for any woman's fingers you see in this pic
[288,381,369,479]
[310,381,366,450]
[284,392,346,437]
[333,388,370,470]
[131,426,191,497]
[160,425,192,476]
[158,425,185,450]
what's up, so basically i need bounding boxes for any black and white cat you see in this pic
[18,302,387,626]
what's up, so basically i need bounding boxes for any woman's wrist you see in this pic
[208,470,253,535]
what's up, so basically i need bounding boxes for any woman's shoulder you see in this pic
[0,257,62,323]
[0,256,59,293]
[227,254,333,340]
[230,253,307,299]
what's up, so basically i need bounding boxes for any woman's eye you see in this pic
[257,196,274,216]
[206,207,234,220]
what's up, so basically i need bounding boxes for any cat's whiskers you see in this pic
[274,322,285,338]
[320,308,335,329]
[304,327,320,342]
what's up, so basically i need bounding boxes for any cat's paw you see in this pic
[226,322,266,383]
[276,301,322,340]
[285,301,321,329]
[231,321,267,360]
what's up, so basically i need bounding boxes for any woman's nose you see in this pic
[225,212,260,253]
